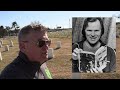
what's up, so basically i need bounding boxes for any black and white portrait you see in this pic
[72,17,116,73]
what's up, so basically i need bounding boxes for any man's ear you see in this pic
[19,42,26,52]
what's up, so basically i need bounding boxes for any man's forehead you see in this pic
[87,20,101,29]
[88,20,101,26]
[27,31,49,40]
[38,35,49,40]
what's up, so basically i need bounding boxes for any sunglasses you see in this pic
[37,39,51,47]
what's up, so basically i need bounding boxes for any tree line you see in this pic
[0,21,20,38]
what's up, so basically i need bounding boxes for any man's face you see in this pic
[85,20,102,45]
[24,31,50,64]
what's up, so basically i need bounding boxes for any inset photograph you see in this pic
[72,17,116,73]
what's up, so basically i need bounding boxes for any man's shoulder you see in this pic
[107,46,116,53]
[0,57,23,79]
[100,42,115,53]
[106,46,116,64]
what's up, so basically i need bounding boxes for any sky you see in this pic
[0,11,120,29]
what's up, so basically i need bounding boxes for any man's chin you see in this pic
[39,58,48,65]
[90,42,97,45]
[88,41,99,47]
[42,57,48,61]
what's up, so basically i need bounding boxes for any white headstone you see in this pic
[0,40,3,45]
[0,42,2,48]
[72,73,81,79]
[48,48,54,59]
[50,39,52,43]
[56,41,61,49]
[10,40,14,47]
[0,51,2,61]
[5,45,9,51]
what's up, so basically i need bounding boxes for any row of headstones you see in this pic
[0,45,12,61]
[0,40,61,61]
[48,41,61,59]
[0,40,14,61]
[0,40,14,48]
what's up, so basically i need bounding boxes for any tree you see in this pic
[30,21,41,26]
[12,21,18,29]
[0,26,8,38]
[5,26,11,36]
[0,26,4,38]
[11,21,20,36]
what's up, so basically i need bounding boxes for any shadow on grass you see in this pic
[2,50,9,53]
[48,58,53,60]
[54,47,60,50]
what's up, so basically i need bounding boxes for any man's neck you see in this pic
[83,40,101,53]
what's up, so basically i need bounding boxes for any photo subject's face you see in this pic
[85,20,102,45]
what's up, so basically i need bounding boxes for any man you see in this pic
[0,24,52,79]
[72,18,116,73]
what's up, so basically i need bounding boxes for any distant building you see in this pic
[57,26,61,29]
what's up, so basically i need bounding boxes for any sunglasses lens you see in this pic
[38,40,51,47]
[38,41,45,47]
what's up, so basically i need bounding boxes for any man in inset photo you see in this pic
[72,17,116,73]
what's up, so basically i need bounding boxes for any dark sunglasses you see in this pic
[37,39,51,47]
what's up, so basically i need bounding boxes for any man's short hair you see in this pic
[82,18,104,39]
[18,24,48,42]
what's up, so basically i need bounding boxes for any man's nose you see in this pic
[42,44,49,50]
[91,31,95,36]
